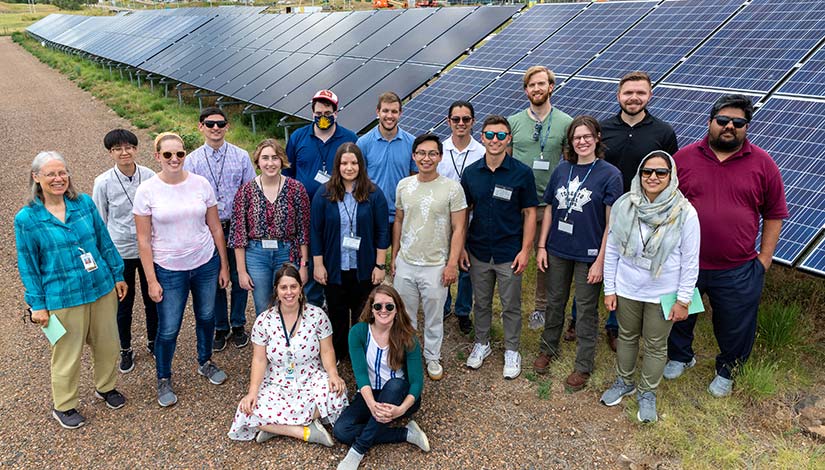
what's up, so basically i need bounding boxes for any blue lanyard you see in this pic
[313,135,332,174]
[530,108,554,159]
[278,309,300,348]
[563,160,597,221]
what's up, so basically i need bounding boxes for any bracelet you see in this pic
[676,300,690,308]
[537,246,546,250]
[299,260,309,267]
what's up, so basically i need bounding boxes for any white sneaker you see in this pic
[503,350,521,379]
[466,342,491,370]
[426,360,443,380]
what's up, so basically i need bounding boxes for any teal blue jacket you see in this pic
[348,321,424,400]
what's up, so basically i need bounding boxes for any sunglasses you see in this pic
[532,121,542,142]
[372,302,396,312]
[450,116,473,124]
[713,116,748,128]
[203,120,228,129]
[640,167,671,178]
[161,151,186,159]
[483,130,510,141]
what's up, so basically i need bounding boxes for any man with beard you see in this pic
[284,90,358,308]
[508,66,573,330]
[358,91,417,224]
[563,71,679,350]
[664,94,787,398]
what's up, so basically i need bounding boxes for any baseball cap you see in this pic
[312,89,339,110]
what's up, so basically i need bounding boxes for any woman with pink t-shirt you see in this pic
[134,132,230,408]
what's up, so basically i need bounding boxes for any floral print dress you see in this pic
[228,304,348,441]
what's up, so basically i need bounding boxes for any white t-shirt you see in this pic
[366,324,405,390]
[437,136,485,182]
[133,173,218,271]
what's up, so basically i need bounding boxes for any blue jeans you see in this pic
[443,269,473,317]
[571,297,618,331]
[304,256,325,308]
[244,240,292,316]
[154,252,219,379]
[333,378,421,455]
[215,225,249,332]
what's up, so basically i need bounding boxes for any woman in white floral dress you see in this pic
[228,264,348,445]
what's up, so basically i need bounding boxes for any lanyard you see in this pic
[343,192,357,237]
[204,144,227,197]
[449,149,469,178]
[313,136,333,174]
[563,160,597,221]
[529,107,554,159]
[638,221,662,252]
[278,310,301,348]
[113,166,141,207]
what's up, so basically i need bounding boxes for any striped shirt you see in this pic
[184,141,255,221]
[365,324,405,390]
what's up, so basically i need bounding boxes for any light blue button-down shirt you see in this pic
[184,141,255,221]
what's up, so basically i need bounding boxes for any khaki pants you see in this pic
[616,296,674,392]
[533,206,547,313]
[50,289,119,411]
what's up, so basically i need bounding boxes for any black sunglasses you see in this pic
[532,121,542,142]
[483,130,510,141]
[372,302,396,312]
[450,116,473,124]
[713,116,748,128]
[640,167,671,178]
[203,120,228,129]
[161,151,186,159]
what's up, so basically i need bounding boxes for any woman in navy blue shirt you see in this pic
[534,115,623,392]
[311,143,390,361]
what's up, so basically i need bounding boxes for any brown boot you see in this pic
[563,321,576,342]
[606,330,618,352]
[565,370,590,392]
[532,353,555,374]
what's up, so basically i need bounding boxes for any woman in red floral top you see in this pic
[230,139,310,316]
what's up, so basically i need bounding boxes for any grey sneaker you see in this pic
[708,374,733,397]
[306,419,334,447]
[157,378,177,407]
[405,420,431,452]
[466,342,491,370]
[52,408,86,429]
[337,448,364,470]
[663,357,696,380]
[636,391,658,423]
[255,430,275,443]
[600,377,636,406]
[197,360,227,385]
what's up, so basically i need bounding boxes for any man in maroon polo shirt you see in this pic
[663,94,788,397]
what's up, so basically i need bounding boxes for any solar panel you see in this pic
[279,12,350,53]
[747,97,825,264]
[578,0,743,82]
[401,68,499,138]
[374,7,473,63]
[799,237,825,276]
[228,52,303,102]
[256,13,317,51]
[205,49,267,91]
[255,54,339,108]
[317,10,402,57]
[664,0,825,92]
[345,8,434,59]
[444,71,526,137]
[271,57,365,116]
[297,10,374,55]
[776,45,825,99]
[513,1,657,76]
[551,78,619,121]
[459,3,584,71]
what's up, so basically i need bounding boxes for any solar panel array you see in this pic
[26,5,520,134]
[400,0,825,275]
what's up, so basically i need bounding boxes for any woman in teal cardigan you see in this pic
[334,285,430,469]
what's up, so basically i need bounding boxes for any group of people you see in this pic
[16,65,787,467]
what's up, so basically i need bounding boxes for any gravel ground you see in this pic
[0,37,635,469]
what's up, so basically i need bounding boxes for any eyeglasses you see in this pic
[313,111,334,118]
[532,121,542,142]
[449,116,473,124]
[483,130,510,141]
[414,150,440,158]
[40,170,70,179]
[713,115,748,128]
[372,302,396,312]
[203,120,227,129]
[110,145,136,153]
[640,167,671,178]
[161,151,186,159]
[572,134,595,143]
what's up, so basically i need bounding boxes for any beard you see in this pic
[709,131,744,151]
[529,91,549,106]
[620,103,645,116]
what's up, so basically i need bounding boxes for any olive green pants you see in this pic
[615,296,674,393]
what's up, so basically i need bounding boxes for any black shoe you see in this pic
[443,309,454,320]
[457,315,472,335]
[232,327,249,349]
[119,349,134,373]
[147,341,155,358]
[94,389,126,409]
[52,408,86,429]
[213,330,230,352]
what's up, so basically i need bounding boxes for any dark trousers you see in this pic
[333,378,421,455]
[667,258,766,379]
[118,258,158,350]
[324,269,373,361]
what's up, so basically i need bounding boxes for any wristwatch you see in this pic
[375,263,386,270]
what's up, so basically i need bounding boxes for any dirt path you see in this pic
[0,37,635,468]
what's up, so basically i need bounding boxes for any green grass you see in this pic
[757,301,802,352]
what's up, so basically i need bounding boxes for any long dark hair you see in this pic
[269,263,306,312]
[563,115,605,163]
[358,285,416,370]
[326,143,374,203]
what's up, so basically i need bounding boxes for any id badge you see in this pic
[262,239,279,249]
[80,252,98,272]
[634,256,652,270]
[558,219,574,235]
[314,170,331,184]
[217,201,226,212]
[342,234,362,251]
[129,225,137,235]
[492,185,513,201]
[532,160,550,171]
[284,350,296,381]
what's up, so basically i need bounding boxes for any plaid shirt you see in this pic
[15,194,124,311]
[184,142,255,221]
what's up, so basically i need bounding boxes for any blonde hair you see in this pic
[154,132,184,152]
[523,66,556,89]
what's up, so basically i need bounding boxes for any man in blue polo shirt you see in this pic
[284,90,358,307]
[461,115,538,380]
[357,91,417,223]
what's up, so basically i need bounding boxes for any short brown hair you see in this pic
[563,115,605,163]
[523,66,555,89]
[618,71,652,91]
[376,91,402,112]
[481,115,511,133]
[252,138,289,169]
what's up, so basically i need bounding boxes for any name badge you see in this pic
[532,160,550,171]
[80,251,98,272]
[217,201,226,212]
[558,220,574,234]
[129,225,137,235]
[314,170,331,184]
[342,234,361,251]
[492,185,513,201]
[634,256,652,270]
[262,239,279,249]
[587,249,599,257]
[284,351,296,382]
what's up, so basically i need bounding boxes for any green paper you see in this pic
[660,288,705,320]
[42,315,66,345]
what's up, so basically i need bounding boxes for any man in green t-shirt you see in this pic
[508,66,573,328]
